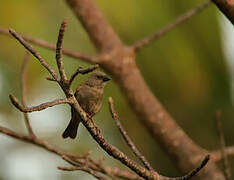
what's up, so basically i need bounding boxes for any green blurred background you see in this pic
[0,0,233,179]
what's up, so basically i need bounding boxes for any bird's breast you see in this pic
[76,85,104,116]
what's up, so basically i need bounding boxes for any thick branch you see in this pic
[21,52,35,137]
[65,0,122,52]
[9,94,71,113]
[211,0,234,24]
[133,1,211,51]
[0,27,95,63]
[108,97,154,171]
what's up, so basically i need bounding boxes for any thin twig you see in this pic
[69,64,99,87]
[215,111,232,180]
[60,155,108,180]
[58,166,107,180]
[133,1,211,51]
[108,97,154,171]
[46,77,59,82]
[9,94,71,113]
[9,29,58,80]
[21,52,35,137]
[56,19,68,82]
[168,155,210,180]
[0,27,96,63]
[60,156,109,180]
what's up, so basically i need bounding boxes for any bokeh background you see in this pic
[0,0,233,179]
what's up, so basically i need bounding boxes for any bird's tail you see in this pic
[62,108,80,139]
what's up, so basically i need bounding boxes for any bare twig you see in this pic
[215,111,232,180]
[108,97,154,171]
[9,29,58,80]
[9,94,71,113]
[69,64,99,87]
[56,19,68,82]
[166,155,210,180]
[46,77,59,82]
[58,166,107,180]
[21,52,35,137]
[46,64,99,84]
[0,27,96,63]
[133,1,211,51]
[60,156,108,180]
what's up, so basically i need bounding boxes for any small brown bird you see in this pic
[62,71,111,139]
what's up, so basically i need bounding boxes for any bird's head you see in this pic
[85,71,111,87]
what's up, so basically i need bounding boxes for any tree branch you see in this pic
[9,29,59,80]
[69,64,99,87]
[0,27,96,63]
[211,0,234,24]
[9,94,71,113]
[59,156,108,180]
[170,155,210,180]
[56,19,68,82]
[108,97,154,171]
[65,0,122,52]
[132,1,211,51]
[58,166,107,180]
[21,52,35,137]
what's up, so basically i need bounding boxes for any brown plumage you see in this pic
[62,71,111,139]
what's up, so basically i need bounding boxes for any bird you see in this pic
[62,71,111,139]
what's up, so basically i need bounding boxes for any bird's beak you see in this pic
[103,76,111,82]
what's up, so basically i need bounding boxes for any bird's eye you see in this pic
[97,75,103,79]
